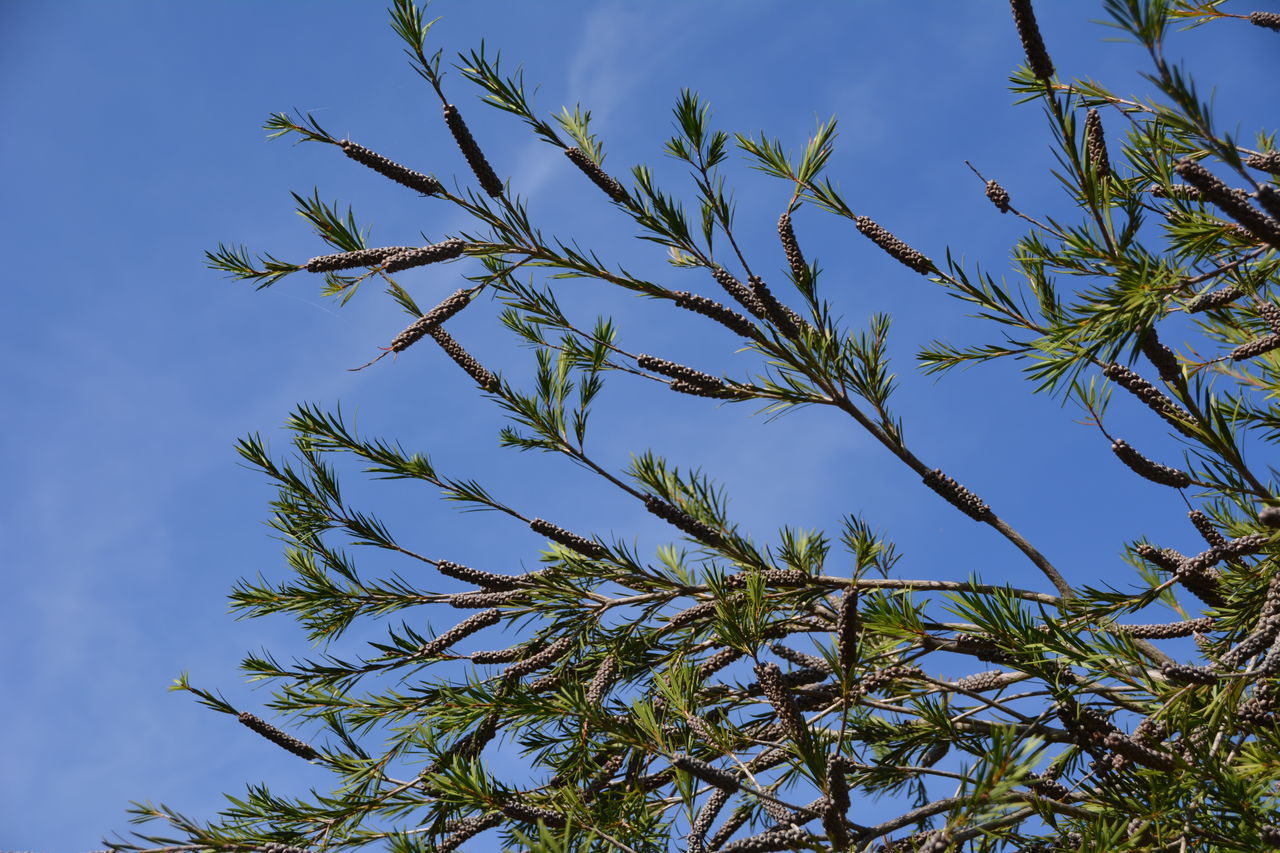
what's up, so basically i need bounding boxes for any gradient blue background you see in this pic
[3,2,1276,850]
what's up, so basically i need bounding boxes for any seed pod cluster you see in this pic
[529,517,607,558]
[1186,282,1245,314]
[305,246,415,272]
[688,788,731,853]
[922,469,991,521]
[836,586,861,672]
[237,711,319,760]
[528,668,568,694]
[1250,11,1280,30]
[723,569,810,589]
[1138,328,1181,383]
[708,268,766,321]
[748,666,830,695]
[1160,661,1219,685]
[428,327,500,391]
[1084,109,1111,177]
[1263,825,1280,846]
[916,831,953,853]
[1110,439,1191,488]
[418,608,502,657]
[437,813,501,853]
[1009,0,1055,79]
[1220,615,1280,669]
[1257,185,1280,221]
[1104,731,1178,771]
[1262,506,1280,528]
[673,754,740,792]
[748,274,806,338]
[388,289,472,353]
[755,662,807,742]
[500,798,566,828]
[471,644,529,664]
[669,378,748,400]
[442,104,503,198]
[854,216,933,273]
[383,239,467,274]
[771,643,831,672]
[953,669,1011,692]
[639,493,725,547]
[1188,510,1228,549]
[667,599,721,632]
[339,139,443,195]
[952,631,1014,664]
[699,646,744,680]
[637,353,721,386]
[1055,699,1118,751]
[584,752,626,794]
[981,178,1012,213]
[1232,333,1280,361]
[259,842,309,853]
[1101,363,1196,434]
[585,655,618,707]
[859,664,924,696]
[1027,773,1070,801]
[563,146,627,202]
[672,290,758,338]
[449,589,526,608]
[1175,157,1280,246]
[436,559,533,590]
[719,825,810,853]
[1135,543,1182,572]
[778,211,808,283]
[1112,617,1214,639]
[1246,151,1280,174]
[1149,182,1203,200]
[503,636,573,680]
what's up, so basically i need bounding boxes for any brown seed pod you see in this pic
[437,813,501,853]
[836,586,860,672]
[1188,510,1228,549]
[1101,362,1196,434]
[1256,301,1280,336]
[471,644,530,664]
[854,216,933,273]
[435,560,537,591]
[985,179,1011,213]
[1110,439,1191,488]
[339,139,443,195]
[448,589,526,609]
[1257,185,1280,221]
[237,711,319,760]
[529,668,569,694]
[428,327,500,391]
[1160,661,1218,685]
[584,752,626,794]
[1246,150,1280,174]
[1104,731,1178,771]
[669,378,749,400]
[259,843,310,853]
[778,211,808,283]
[528,517,607,559]
[672,290,758,338]
[388,289,473,353]
[754,661,807,742]
[1262,825,1280,846]
[711,267,767,318]
[1175,157,1280,246]
[771,643,831,673]
[1135,543,1183,572]
[503,636,573,679]
[1261,506,1280,528]
[748,666,830,695]
[585,655,619,707]
[1232,333,1280,361]
[1111,617,1214,639]
[642,494,725,546]
[688,787,731,853]
[1027,773,1070,801]
[1009,0,1055,79]
[1186,282,1245,314]
[1138,328,1181,383]
[1055,698,1118,750]
[718,825,810,853]
[858,664,924,696]
[442,104,503,198]
[722,569,810,589]
[953,669,1012,692]
[563,146,627,202]
[698,646,744,680]
[304,246,415,272]
[1149,182,1203,200]
[1085,108,1111,177]
[748,274,806,338]
[667,598,721,631]
[382,239,468,274]
[418,608,502,657]
[673,754,740,792]
[636,354,723,387]
[922,468,991,520]
[1250,11,1280,31]
[500,798,566,828]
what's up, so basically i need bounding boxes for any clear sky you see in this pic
[2,2,1276,851]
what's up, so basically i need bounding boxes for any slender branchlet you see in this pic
[563,147,628,203]
[985,179,1011,213]
[1085,108,1111,176]
[1101,362,1196,434]
[921,469,992,521]
[390,289,473,353]
[1186,282,1245,313]
[1231,333,1280,361]
[442,104,504,197]
[237,711,319,760]
[672,290,759,338]
[748,275,805,337]
[418,608,501,658]
[711,267,767,318]
[428,327,500,391]
[1138,328,1181,383]
[1110,439,1191,488]
[853,216,933,273]
[1250,11,1280,31]
[528,517,607,558]
[305,246,414,272]
[1009,0,1055,79]
[339,139,443,195]
[383,238,468,273]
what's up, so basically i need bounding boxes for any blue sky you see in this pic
[2,2,1276,851]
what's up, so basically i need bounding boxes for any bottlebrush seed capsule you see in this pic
[669,378,746,399]
[1261,506,1280,528]
[585,752,626,793]
[305,246,415,272]
[754,661,806,741]
[985,179,1011,213]
[688,788,730,853]
[443,104,504,198]
[529,669,568,693]
[1085,109,1111,176]
[1112,440,1190,488]
[1160,661,1218,685]
[707,807,752,851]
[826,753,850,812]
[711,267,767,318]
[449,590,526,608]
[238,712,319,760]
[836,586,860,672]
[260,843,310,853]
[418,608,501,657]
[1149,183,1202,200]
[1135,543,1182,571]
[563,147,627,203]
[1250,11,1280,30]
[771,643,830,672]
[438,814,501,853]
[953,669,1010,692]
[777,211,808,283]
[667,598,720,631]
[674,754,740,792]
[383,239,467,274]
[672,291,758,338]
[718,825,809,853]
[1138,329,1181,383]
[1104,732,1177,771]
[429,327,500,391]
[528,517,607,559]
[1231,333,1280,361]
[1027,774,1070,801]
[339,140,443,195]
[637,354,721,386]
[1246,151,1280,174]
[471,644,527,664]
[1257,186,1280,220]
[1112,617,1213,639]
[1188,510,1228,549]
[1187,283,1245,313]
[854,216,933,273]
[586,655,618,706]
[1101,362,1196,434]
[435,560,529,590]
[389,289,473,353]
[698,647,743,679]
[642,494,724,546]
[1010,0,1055,79]
[503,636,572,679]
[722,569,810,589]
[1175,158,1280,245]
[922,469,991,520]
[748,275,805,338]
[500,799,566,828]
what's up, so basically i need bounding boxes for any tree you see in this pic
[111,1,1280,850]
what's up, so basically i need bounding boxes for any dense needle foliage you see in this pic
[120,1,1280,850]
